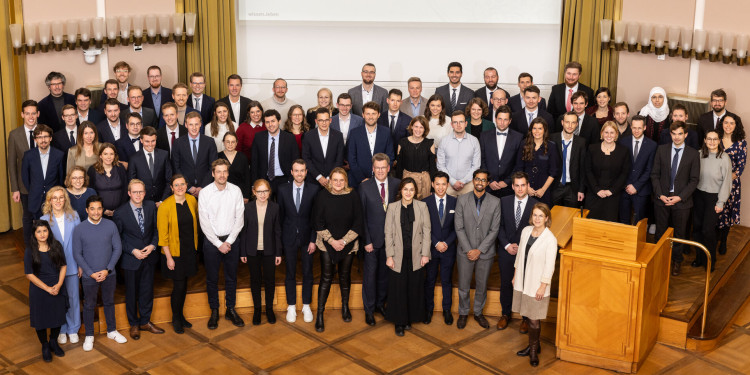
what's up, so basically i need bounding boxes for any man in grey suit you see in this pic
[400,77,429,118]
[8,100,40,244]
[435,62,475,114]
[454,169,501,329]
[347,63,388,116]
[121,85,158,128]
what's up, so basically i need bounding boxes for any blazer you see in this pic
[218,95,252,125]
[141,86,174,115]
[514,226,558,298]
[22,147,65,214]
[498,195,539,250]
[114,135,140,163]
[619,135,657,196]
[113,200,159,271]
[171,134,218,190]
[547,82,595,121]
[697,110,739,138]
[96,119,129,145]
[157,194,198,257]
[508,94,547,114]
[359,177,400,248]
[650,144,700,209]
[347,84,388,116]
[550,132,587,193]
[128,148,173,202]
[377,111,411,147]
[120,107,158,129]
[658,128,699,150]
[384,200,431,273]
[250,130,299,183]
[330,113,364,142]
[556,113,600,146]
[38,92,76,132]
[239,201,282,257]
[400,96,429,118]
[277,181,320,249]
[8,126,34,194]
[454,192,501,259]
[187,94,217,125]
[77,108,105,125]
[423,194,457,252]
[157,107,200,128]
[156,124,188,155]
[301,128,345,184]
[435,84,474,114]
[347,125,395,187]
[511,109,555,135]
[41,211,81,275]
[480,128,523,185]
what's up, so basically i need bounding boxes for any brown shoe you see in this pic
[139,322,165,334]
[519,318,529,334]
[129,325,140,340]
[496,315,510,330]
[671,261,681,277]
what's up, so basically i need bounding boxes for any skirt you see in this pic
[161,249,198,280]
[512,290,550,320]
[403,170,431,200]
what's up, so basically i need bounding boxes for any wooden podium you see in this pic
[555,217,673,373]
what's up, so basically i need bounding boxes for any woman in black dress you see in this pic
[157,175,199,333]
[87,143,127,217]
[585,121,631,221]
[25,220,67,362]
[514,118,559,206]
[312,167,364,332]
[384,178,431,336]
[218,132,251,202]
[396,116,436,199]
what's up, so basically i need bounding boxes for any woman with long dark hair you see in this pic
[285,104,310,154]
[717,113,747,255]
[205,101,236,152]
[514,118,559,206]
[87,143,128,217]
[424,94,452,148]
[236,101,266,161]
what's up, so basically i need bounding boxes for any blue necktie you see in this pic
[670,148,682,191]
[561,140,570,185]
[438,198,444,221]
[295,187,301,212]
[70,130,76,146]
[191,139,198,164]
[136,207,144,235]
[515,200,522,228]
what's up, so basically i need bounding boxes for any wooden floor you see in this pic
[4,231,750,374]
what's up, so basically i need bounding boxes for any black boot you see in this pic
[41,342,52,362]
[718,227,729,255]
[266,306,276,324]
[529,326,541,367]
[339,256,352,322]
[207,309,219,330]
[49,338,65,357]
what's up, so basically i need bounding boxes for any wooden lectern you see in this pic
[556,218,673,373]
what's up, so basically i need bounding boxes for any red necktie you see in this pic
[170,131,176,148]
[566,88,573,112]
[380,183,385,203]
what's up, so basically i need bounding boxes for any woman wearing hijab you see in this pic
[639,87,670,142]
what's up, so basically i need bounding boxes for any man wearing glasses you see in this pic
[121,86,157,128]
[52,105,79,169]
[38,71,75,132]
[261,78,297,124]
[22,125,64,221]
[187,72,215,125]
[113,61,132,105]
[436,111,482,196]
[697,88,742,140]
[347,63,388,116]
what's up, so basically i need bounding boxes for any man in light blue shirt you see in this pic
[437,111,481,196]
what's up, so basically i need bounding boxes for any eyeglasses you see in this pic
[255,190,270,194]
[35,135,51,140]
[130,191,145,195]
[115,69,129,73]
[473,178,488,183]
[48,82,63,87]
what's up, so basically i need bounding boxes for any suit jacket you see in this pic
[650,144,700,209]
[141,86,174,115]
[128,148,173,202]
[301,128,345,184]
[347,84,388,116]
[38,92,76,132]
[330,113,364,143]
[171,134,218,190]
[96,119,129,145]
[157,107,200,128]
[435,84,474,114]
[400,96,429,118]
[99,83,129,108]
[658,128,699,150]
[277,181,320,249]
[556,113,600,146]
[22,147,65,214]
[480,128,523,185]
[384,200,431,273]
[508,94,547,114]
[41,211,80,274]
[112,200,159,270]
[359,177,400,248]
[347,125,395,187]
[454,192,501,259]
[121,107,158,128]
[547,82,595,121]
[52,127,78,173]
[8,126,32,194]
[550,132,587,193]
[250,130,299,183]
[511,109,555,135]
[620,135,657,196]
[423,194,457,252]
[239,200,282,257]
[187,94,217,125]
[697,110,739,138]
[377,111,411,147]
[114,135,141,163]
[498,195,538,250]
[156,124,188,155]
[218,95,252,125]
[77,108,105,125]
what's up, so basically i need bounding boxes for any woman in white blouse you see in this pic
[423,94,452,149]
[205,102,236,152]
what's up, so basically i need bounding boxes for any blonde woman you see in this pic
[584,121,630,222]
[306,87,338,125]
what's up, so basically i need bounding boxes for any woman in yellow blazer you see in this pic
[157,174,198,334]
[384,177,431,337]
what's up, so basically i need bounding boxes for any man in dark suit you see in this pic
[509,72,548,114]
[37,71,75,132]
[277,159,320,323]
[251,109,299,193]
[423,171,457,325]
[52,105,79,158]
[474,67,506,119]
[120,86,158,129]
[8,100,39,243]
[347,102,395,188]
[619,115,656,225]
[115,113,144,166]
[128,126,172,204]
[651,121,700,276]
[74,88,105,125]
[112,180,165,340]
[331,93,364,145]
[547,61,595,121]
[347,63,388,116]
[22,125,64,219]
[697,89,740,140]
[556,91,600,145]
[435,62,475,114]
[358,153,400,325]
[658,104,699,149]
[217,74,252,124]
[172,112,219,196]
[302,108,345,187]
[157,83,200,128]
[496,172,538,330]
[187,72,216,126]
[480,105,523,198]
[551,111,587,208]
[141,65,174,118]
[156,103,187,156]
[511,85,554,135]
[377,89,411,147]
[97,98,129,144]
[99,79,129,111]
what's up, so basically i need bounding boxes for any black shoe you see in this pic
[315,310,325,332]
[457,315,468,329]
[516,343,541,356]
[405,323,411,331]
[253,309,262,325]
[374,305,386,316]
[181,317,192,328]
[444,311,454,325]
[395,325,405,337]
[671,261,682,276]
[225,308,245,327]
[342,304,352,322]
[173,320,184,334]
[474,314,490,329]
[207,309,219,330]
[423,311,433,324]
[41,342,52,362]
[49,340,64,357]
[365,312,376,326]
[691,259,703,268]
[266,308,277,324]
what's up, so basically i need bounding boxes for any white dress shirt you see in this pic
[198,181,245,247]
[496,128,509,159]
[366,126,377,155]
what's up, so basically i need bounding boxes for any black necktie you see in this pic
[29,130,35,149]
[69,130,76,145]
[670,148,681,191]
[488,90,494,113]
[148,152,154,177]
[389,115,395,133]
[268,137,276,180]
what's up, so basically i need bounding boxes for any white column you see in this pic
[688,0,706,95]
[97,0,109,83]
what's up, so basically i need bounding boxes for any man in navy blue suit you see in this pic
[301,109,345,187]
[496,172,538,331]
[22,125,64,219]
[74,88,105,125]
[112,179,165,339]
[377,89,411,148]
[551,111,588,208]
[658,104,699,150]
[511,85,554,135]
[330,93,364,145]
[508,73,547,114]
[115,113,144,166]
[142,65,174,118]
[619,115,657,224]
[422,171,457,325]
[187,72,216,126]
[97,98,128,145]
[481,105,523,198]
[347,102,394,188]
[127,126,172,204]
[251,109,299,195]
[37,71,75,132]
[172,112,218,196]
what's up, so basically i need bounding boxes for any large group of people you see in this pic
[11,59,745,368]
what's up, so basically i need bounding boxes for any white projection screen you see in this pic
[235,0,562,109]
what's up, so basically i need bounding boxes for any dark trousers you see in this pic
[362,245,388,314]
[284,244,314,305]
[82,275,116,335]
[123,261,156,326]
[248,253,276,308]
[497,248,516,317]
[655,202,691,263]
[203,240,239,310]
[619,193,650,225]
[424,246,456,311]
[552,183,580,208]
[20,193,34,245]
[171,278,188,322]
[692,190,719,268]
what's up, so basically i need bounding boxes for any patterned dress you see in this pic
[718,140,747,228]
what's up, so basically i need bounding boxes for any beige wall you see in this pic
[23,0,178,103]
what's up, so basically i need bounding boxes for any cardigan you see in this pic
[513,226,558,298]
[157,194,198,257]
[384,200,431,273]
